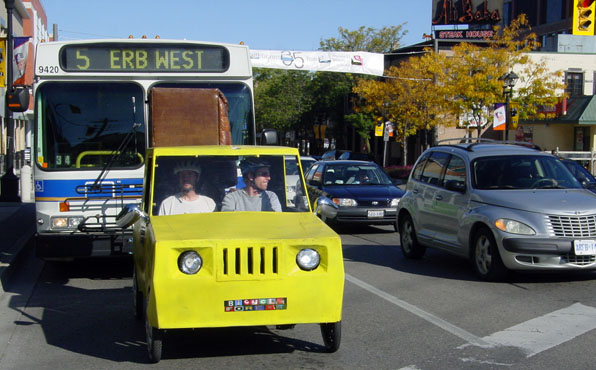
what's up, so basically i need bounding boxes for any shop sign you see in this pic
[432,0,502,26]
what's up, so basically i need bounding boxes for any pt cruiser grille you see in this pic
[219,245,279,281]
[546,215,596,238]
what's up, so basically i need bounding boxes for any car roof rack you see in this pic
[434,138,496,151]
[433,138,541,152]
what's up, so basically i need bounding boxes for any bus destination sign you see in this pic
[61,43,230,72]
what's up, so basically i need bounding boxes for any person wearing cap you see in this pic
[159,161,216,215]
[221,159,282,212]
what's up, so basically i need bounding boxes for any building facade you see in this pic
[0,0,49,174]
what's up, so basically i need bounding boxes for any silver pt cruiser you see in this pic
[396,140,596,281]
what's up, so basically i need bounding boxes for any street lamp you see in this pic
[0,0,20,202]
[500,71,518,141]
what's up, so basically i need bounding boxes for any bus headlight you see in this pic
[296,248,320,271]
[178,251,203,275]
[51,216,84,229]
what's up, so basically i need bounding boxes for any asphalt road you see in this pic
[1,225,595,369]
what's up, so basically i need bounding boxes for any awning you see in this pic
[530,96,596,125]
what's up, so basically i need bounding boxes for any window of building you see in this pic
[565,72,584,97]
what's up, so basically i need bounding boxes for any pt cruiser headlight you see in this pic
[495,218,535,235]
[296,248,320,271]
[178,251,203,274]
[332,198,357,207]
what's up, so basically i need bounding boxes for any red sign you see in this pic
[432,0,502,26]
[536,98,567,117]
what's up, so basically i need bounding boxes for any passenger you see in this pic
[221,159,282,212]
[158,161,216,215]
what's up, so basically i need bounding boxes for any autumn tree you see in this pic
[432,14,565,137]
[353,54,447,165]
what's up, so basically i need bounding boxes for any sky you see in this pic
[41,0,434,51]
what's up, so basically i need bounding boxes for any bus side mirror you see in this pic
[6,85,30,112]
[260,129,278,145]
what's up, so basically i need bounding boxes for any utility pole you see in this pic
[0,0,20,202]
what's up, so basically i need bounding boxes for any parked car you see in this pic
[397,141,596,281]
[300,156,317,172]
[321,149,349,161]
[304,160,404,227]
[338,151,376,162]
[285,155,317,207]
[559,158,596,193]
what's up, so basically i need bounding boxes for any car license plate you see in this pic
[367,210,384,218]
[573,240,596,255]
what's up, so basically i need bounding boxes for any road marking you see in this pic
[460,302,596,357]
[347,273,596,361]
[345,273,491,347]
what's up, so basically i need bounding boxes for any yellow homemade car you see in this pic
[117,145,344,363]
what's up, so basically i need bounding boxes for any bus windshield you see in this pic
[154,82,254,145]
[35,82,146,170]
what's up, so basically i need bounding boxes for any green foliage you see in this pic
[345,113,374,152]
[254,25,408,144]
[254,68,313,132]
[319,25,407,53]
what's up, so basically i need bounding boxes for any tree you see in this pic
[431,14,564,137]
[319,25,407,53]
[353,54,447,165]
[345,112,374,153]
[317,25,408,151]
[253,68,313,134]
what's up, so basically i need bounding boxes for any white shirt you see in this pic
[158,194,216,215]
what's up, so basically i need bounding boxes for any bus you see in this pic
[31,38,257,259]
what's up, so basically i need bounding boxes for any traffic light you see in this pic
[573,0,596,36]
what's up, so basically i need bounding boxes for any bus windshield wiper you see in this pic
[91,97,142,191]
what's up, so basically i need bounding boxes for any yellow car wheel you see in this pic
[144,299,163,363]
[320,321,341,353]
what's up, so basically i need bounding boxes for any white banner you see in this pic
[250,50,385,76]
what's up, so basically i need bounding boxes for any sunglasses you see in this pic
[255,170,270,177]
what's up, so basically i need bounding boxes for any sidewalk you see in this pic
[0,202,36,289]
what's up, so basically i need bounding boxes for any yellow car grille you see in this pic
[219,245,280,281]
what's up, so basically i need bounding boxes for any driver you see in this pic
[221,159,282,212]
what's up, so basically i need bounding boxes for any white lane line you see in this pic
[463,302,596,358]
[345,273,492,348]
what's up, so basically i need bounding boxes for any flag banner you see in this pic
[0,39,5,88]
[250,50,385,76]
[493,103,506,130]
[13,36,31,85]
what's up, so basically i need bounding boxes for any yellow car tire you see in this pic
[320,321,341,353]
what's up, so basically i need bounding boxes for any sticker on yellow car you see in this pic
[224,298,287,312]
